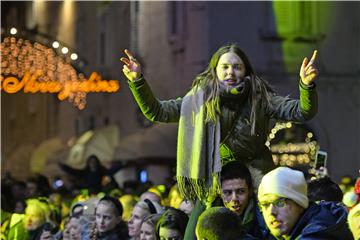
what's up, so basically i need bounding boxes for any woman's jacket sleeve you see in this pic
[128,76,182,123]
[266,81,318,122]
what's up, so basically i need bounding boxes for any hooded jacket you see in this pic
[266,201,353,240]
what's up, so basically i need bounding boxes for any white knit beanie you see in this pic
[258,167,309,209]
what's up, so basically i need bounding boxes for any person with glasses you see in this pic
[258,167,353,239]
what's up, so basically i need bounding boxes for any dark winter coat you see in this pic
[264,202,353,240]
[128,77,317,173]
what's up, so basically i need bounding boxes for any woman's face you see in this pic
[95,202,120,233]
[128,206,150,238]
[216,52,246,86]
[69,218,81,240]
[179,200,194,216]
[140,222,156,240]
[23,205,45,230]
[159,227,183,240]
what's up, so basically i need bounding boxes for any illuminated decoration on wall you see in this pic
[271,2,332,72]
[266,121,318,167]
[0,36,120,109]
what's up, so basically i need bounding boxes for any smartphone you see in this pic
[315,151,327,170]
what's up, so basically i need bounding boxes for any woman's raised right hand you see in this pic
[120,49,142,81]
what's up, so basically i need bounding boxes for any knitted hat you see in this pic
[258,167,309,209]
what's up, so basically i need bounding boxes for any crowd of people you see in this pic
[2,43,359,239]
[1,157,359,240]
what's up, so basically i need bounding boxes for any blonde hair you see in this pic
[25,199,50,222]
[348,203,360,236]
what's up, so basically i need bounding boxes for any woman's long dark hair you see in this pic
[156,208,189,239]
[192,44,275,135]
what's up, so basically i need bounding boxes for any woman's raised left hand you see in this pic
[300,50,319,85]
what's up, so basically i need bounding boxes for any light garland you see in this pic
[1,36,119,109]
[267,121,319,167]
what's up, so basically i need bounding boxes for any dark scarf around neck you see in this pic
[218,76,250,101]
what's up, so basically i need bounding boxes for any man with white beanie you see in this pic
[258,167,353,240]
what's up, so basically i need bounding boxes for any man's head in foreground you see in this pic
[196,207,243,240]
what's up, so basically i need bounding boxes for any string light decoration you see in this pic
[266,121,318,167]
[1,36,120,109]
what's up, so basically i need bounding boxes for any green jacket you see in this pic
[1,212,28,240]
[128,77,317,173]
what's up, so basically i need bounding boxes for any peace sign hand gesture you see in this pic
[120,49,142,82]
[300,50,319,86]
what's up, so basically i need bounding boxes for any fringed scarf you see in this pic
[177,77,250,203]
[176,86,221,202]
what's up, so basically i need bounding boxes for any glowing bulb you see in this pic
[61,47,69,54]
[52,41,60,48]
[10,27,17,35]
[70,53,78,60]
